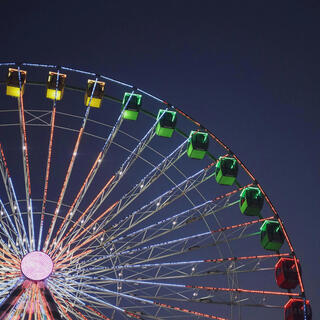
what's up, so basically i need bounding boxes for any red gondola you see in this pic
[284,299,312,320]
[275,258,300,289]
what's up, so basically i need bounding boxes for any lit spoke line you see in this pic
[51,111,171,259]
[102,162,218,247]
[24,283,36,320]
[55,249,94,271]
[185,285,300,297]
[48,175,116,257]
[99,215,273,267]
[43,77,99,252]
[65,279,228,320]
[38,69,60,251]
[113,253,291,270]
[0,144,28,253]
[0,282,26,320]
[9,290,29,320]
[53,202,119,260]
[0,244,20,265]
[78,227,262,275]
[17,67,33,251]
[54,279,126,315]
[61,301,89,320]
[109,185,249,255]
[48,280,86,307]
[53,231,104,267]
[106,217,265,261]
[50,90,136,249]
[0,210,21,257]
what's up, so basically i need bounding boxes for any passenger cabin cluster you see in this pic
[3,68,311,319]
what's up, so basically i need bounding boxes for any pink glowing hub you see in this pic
[21,251,53,281]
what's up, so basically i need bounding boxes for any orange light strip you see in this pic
[185,285,300,296]
[50,292,72,320]
[49,175,115,256]
[0,142,10,177]
[44,127,84,251]
[213,183,253,202]
[64,300,88,320]
[19,92,31,195]
[0,247,19,263]
[39,290,52,320]
[49,151,103,249]
[154,301,228,320]
[54,249,93,271]
[28,283,36,320]
[211,216,273,234]
[204,252,290,263]
[54,231,103,265]
[124,311,141,319]
[85,305,112,320]
[41,106,56,215]
[53,201,118,260]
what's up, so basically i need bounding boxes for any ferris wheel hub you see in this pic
[21,251,53,281]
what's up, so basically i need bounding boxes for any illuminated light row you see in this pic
[109,139,189,245]
[204,252,291,263]
[44,126,85,252]
[49,92,136,250]
[104,162,217,244]
[54,231,103,266]
[54,249,93,271]
[85,305,112,320]
[38,106,57,251]
[17,90,31,196]
[154,302,228,320]
[98,253,291,271]
[0,244,19,264]
[44,77,101,252]
[9,177,30,251]
[112,199,213,244]
[211,216,274,234]
[49,175,116,257]
[0,199,20,254]
[0,140,29,251]
[48,291,70,320]
[54,201,119,259]
[0,143,10,177]
[213,182,252,202]
[54,109,171,256]
[116,212,263,257]
[49,151,103,251]
[185,285,300,296]
[112,185,249,249]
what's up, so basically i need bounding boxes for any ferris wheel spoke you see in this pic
[43,77,101,252]
[109,185,248,256]
[93,226,261,272]
[0,144,28,253]
[38,101,57,251]
[0,213,21,257]
[16,71,34,250]
[51,114,179,260]
[100,162,218,248]
[58,138,188,259]
[52,163,219,269]
[50,91,136,253]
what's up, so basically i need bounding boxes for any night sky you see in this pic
[0,0,319,316]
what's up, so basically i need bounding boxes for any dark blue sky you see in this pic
[1,0,319,316]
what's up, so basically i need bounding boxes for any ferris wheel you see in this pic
[0,62,311,320]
